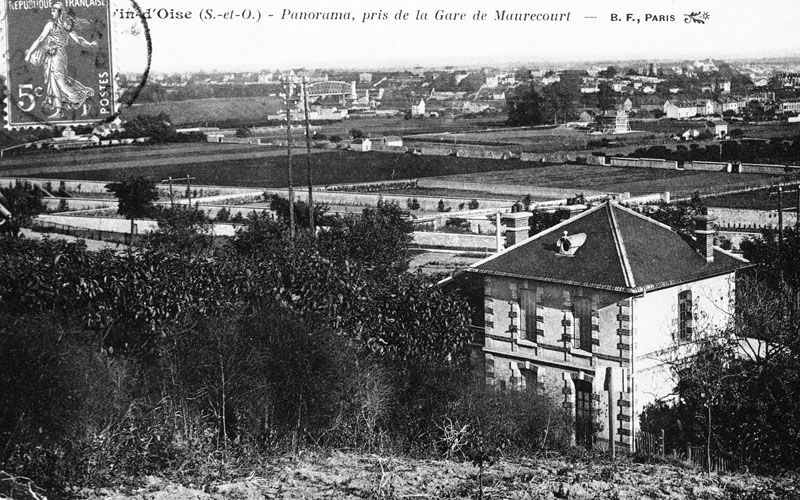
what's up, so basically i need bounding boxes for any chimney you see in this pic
[501,211,532,247]
[692,209,717,262]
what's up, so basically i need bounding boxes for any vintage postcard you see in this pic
[2,0,800,498]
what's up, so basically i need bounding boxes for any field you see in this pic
[633,119,800,140]
[404,125,662,153]
[21,150,553,188]
[434,164,787,198]
[120,97,284,126]
[706,187,800,210]
[0,143,273,169]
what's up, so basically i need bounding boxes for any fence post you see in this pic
[686,443,691,464]
[659,429,665,456]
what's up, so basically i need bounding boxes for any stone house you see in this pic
[451,202,749,450]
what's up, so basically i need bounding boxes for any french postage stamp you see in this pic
[4,0,115,129]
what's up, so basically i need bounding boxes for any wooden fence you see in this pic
[635,430,738,473]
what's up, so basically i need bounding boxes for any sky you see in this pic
[5,0,800,73]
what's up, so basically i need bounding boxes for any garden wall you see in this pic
[709,207,798,230]
[412,231,498,252]
[266,188,512,211]
[739,163,790,175]
[684,161,731,172]
[416,178,606,199]
[609,157,678,170]
[34,214,238,237]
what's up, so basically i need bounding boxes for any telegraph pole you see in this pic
[301,76,315,235]
[163,177,174,208]
[284,78,296,239]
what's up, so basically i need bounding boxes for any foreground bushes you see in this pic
[0,309,571,490]
[0,207,571,491]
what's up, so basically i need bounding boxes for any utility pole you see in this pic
[162,177,175,208]
[773,184,784,248]
[285,78,296,239]
[301,76,315,236]
[186,174,193,206]
[163,175,194,207]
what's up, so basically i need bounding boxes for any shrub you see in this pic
[406,198,420,210]
[467,199,480,210]
[437,199,451,212]
[216,206,230,222]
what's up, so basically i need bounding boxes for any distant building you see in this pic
[716,96,739,114]
[411,98,426,117]
[381,136,403,148]
[663,100,698,119]
[595,110,630,134]
[349,138,372,152]
[699,99,721,116]
[706,119,728,139]
[779,100,800,114]
[359,72,373,84]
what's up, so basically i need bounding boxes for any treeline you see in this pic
[120,83,285,104]
[0,200,571,491]
[629,138,800,165]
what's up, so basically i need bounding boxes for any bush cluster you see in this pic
[0,201,571,490]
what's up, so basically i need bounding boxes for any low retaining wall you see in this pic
[684,161,731,172]
[417,178,606,199]
[709,207,798,230]
[0,177,256,199]
[590,158,800,176]
[622,192,670,205]
[412,231,499,251]
[609,157,678,170]
[739,163,791,175]
[266,188,511,211]
[34,214,238,237]
[42,198,113,211]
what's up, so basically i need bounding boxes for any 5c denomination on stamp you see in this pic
[5,0,115,128]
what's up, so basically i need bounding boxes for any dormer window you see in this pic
[557,231,587,256]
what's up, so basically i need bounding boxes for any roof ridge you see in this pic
[607,203,636,288]
[616,202,676,232]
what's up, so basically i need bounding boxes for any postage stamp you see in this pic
[4,0,115,129]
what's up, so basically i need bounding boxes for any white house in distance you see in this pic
[348,137,372,152]
[707,119,728,139]
[411,99,426,117]
[450,202,749,449]
[663,100,698,119]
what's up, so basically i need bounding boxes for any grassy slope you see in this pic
[706,187,799,210]
[78,451,798,500]
[437,165,787,198]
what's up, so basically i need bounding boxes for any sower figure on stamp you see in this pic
[24,2,99,119]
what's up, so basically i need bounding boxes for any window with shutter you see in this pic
[573,296,593,352]
[520,289,537,341]
[679,290,693,340]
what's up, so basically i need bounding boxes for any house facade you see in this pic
[457,203,748,450]
[663,100,698,119]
